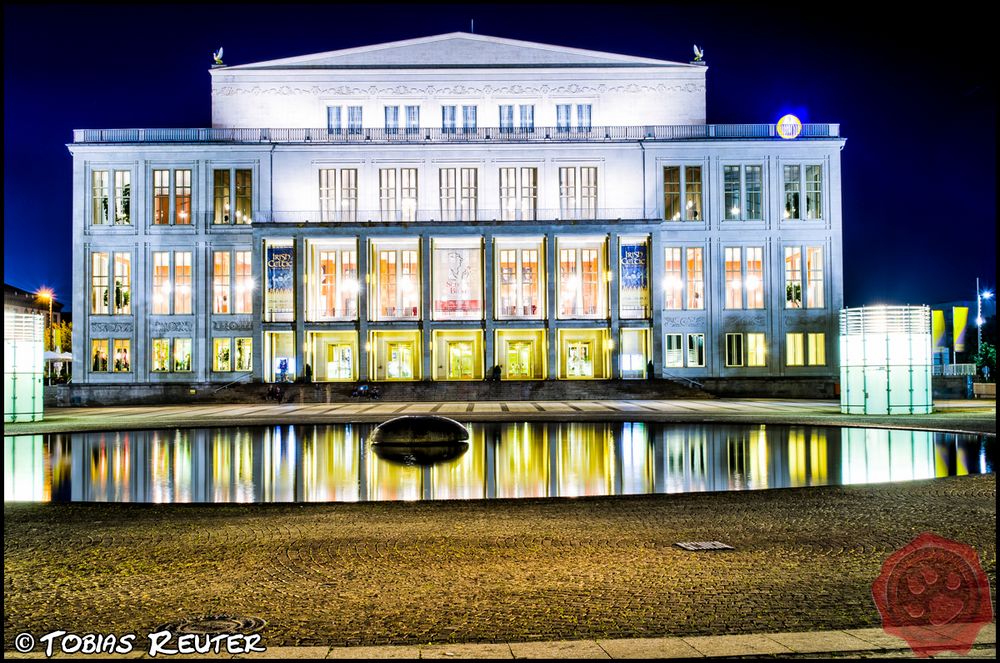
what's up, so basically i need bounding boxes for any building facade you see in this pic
[68,33,845,385]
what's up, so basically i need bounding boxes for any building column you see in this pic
[483,233,495,370]
[650,230,665,378]
[420,234,432,381]
[250,236,264,382]
[546,232,558,380]
[294,236,307,380]
[357,234,369,381]
[608,233,621,379]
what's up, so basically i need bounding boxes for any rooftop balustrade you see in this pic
[73,123,840,144]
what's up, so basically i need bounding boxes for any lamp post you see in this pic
[977,277,993,357]
[36,288,54,385]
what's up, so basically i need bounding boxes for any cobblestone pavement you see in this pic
[4,399,996,436]
[4,474,995,650]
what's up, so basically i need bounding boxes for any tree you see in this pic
[44,321,72,352]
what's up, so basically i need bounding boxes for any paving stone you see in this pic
[234,645,331,658]
[509,640,609,658]
[420,642,513,658]
[844,628,913,649]
[682,634,794,657]
[325,645,421,658]
[596,637,704,658]
[765,630,878,653]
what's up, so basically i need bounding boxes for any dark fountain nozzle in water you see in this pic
[370,415,470,466]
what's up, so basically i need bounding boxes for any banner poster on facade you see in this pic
[931,309,946,349]
[266,245,294,320]
[620,242,649,310]
[952,306,969,352]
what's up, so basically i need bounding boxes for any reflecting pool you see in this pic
[4,423,994,503]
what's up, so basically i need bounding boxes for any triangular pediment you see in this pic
[225,32,694,70]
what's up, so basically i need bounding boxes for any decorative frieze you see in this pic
[212,318,253,331]
[150,320,193,334]
[91,322,133,334]
[215,82,705,98]
[663,315,706,328]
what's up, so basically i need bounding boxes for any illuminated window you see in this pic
[213,338,232,372]
[213,170,231,224]
[175,170,191,224]
[114,171,131,225]
[174,338,192,372]
[91,252,109,314]
[112,339,131,372]
[151,252,192,315]
[113,253,131,314]
[784,164,823,220]
[664,247,682,310]
[499,167,537,221]
[90,339,109,372]
[151,338,171,372]
[786,333,805,366]
[687,334,705,367]
[401,169,418,221]
[235,337,253,372]
[806,247,825,308]
[686,247,704,310]
[783,165,800,219]
[785,247,802,309]
[496,238,544,320]
[559,167,597,220]
[153,170,169,225]
[379,168,397,221]
[460,167,478,221]
[439,168,457,221]
[747,333,766,367]
[213,251,231,314]
[319,168,358,222]
[724,165,763,220]
[372,240,420,321]
[152,252,170,315]
[310,242,358,320]
[234,251,252,314]
[808,333,826,366]
[663,166,702,221]
[665,333,684,368]
[92,170,109,225]
[724,246,764,309]
[432,239,483,321]
[213,168,251,224]
[558,238,606,319]
[384,105,399,134]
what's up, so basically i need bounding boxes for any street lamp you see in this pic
[977,277,993,355]
[36,287,54,385]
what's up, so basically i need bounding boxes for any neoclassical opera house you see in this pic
[69,33,843,387]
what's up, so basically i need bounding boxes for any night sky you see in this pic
[4,3,995,312]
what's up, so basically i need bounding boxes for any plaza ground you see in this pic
[3,399,996,658]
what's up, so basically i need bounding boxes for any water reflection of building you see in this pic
[5,425,989,503]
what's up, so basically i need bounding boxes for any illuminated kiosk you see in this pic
[839,306,932,415]
[3,313,45,423]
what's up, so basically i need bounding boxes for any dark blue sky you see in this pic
[4,3,995,311]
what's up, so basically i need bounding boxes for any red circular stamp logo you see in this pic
[872,532,994,657]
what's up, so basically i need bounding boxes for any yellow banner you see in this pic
[953,306,969,352]
[932,310,946,348]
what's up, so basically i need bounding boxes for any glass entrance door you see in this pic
[566,341,594,378]
[446,341,475,379]
[387,342,414,379]
[325,344,354,380]
[506,341,534,379]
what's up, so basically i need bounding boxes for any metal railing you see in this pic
[212,372,253,393]
[260,207,648,223]
[932,363,977,377]
[73,123,841,144]
[661,369,705,389]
